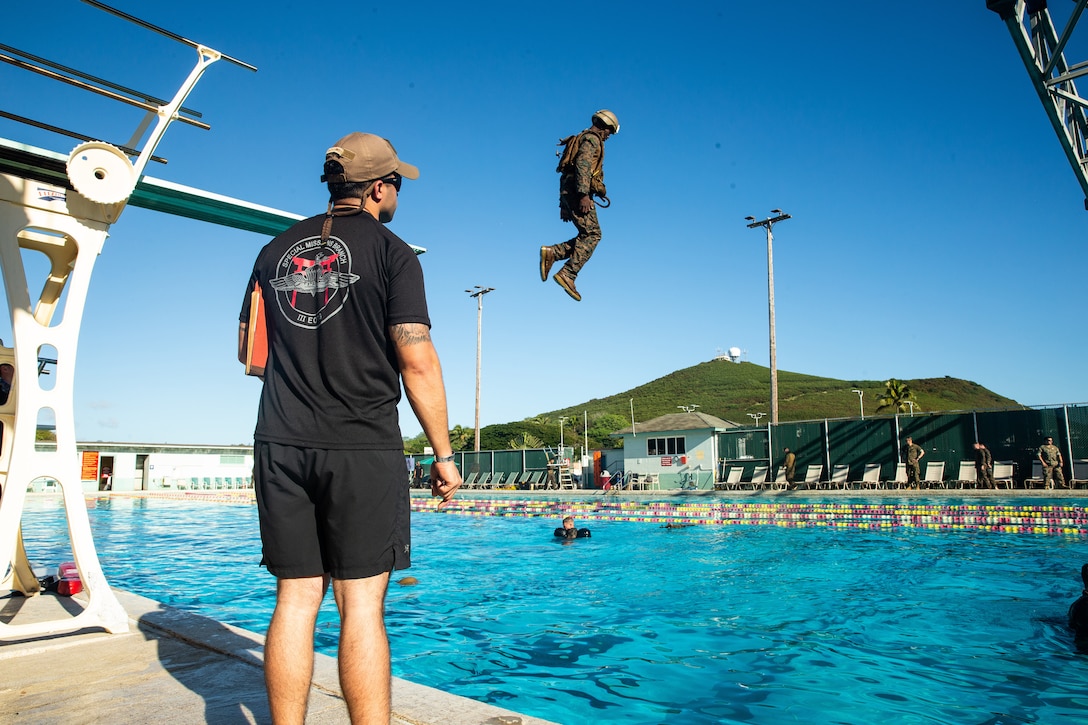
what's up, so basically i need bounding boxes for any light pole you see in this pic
[465,285,494,452]
[747,412,766,426]
[558,416,569,454]
[906,400,915,416]
[852,389,864,419]
[745,209,791,425]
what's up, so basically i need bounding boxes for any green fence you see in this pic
[407,405,1088,488]
[727,404,1088,486]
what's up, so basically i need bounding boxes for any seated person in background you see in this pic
[554,515,591,539]
[1070,563,1088,652]
[570,459,583,488]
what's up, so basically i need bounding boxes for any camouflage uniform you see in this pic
[974,444,994,488]
[545,129,606,281]
[783,450,796,486]
[1039,442,1066,489]
[904,441,924,487]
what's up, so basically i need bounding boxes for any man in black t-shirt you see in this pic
[238,132,461,723]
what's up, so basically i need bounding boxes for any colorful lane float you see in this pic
[411,497,1088,536]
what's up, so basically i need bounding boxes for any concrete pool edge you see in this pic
[1,587,558,725]
[115,589,561,725]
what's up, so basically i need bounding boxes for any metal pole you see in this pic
[766,225,778,426]
[475,294,482,452]
[465,286,494,452]
[746,211,790,426]
[1064,404,1074,471]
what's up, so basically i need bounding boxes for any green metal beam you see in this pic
[0,138,425,250]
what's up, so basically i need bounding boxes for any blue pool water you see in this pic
[15,496,1088,724]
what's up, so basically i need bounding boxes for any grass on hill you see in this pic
[545,360,1020,426]
[404,360,1022,453]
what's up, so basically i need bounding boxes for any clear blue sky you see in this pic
[2,1,1086,444]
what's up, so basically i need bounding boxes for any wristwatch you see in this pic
[435,454,455,463]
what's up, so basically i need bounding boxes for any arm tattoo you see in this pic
[392,323,431,346]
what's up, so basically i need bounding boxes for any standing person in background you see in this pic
[973,442,994,489]
[904,436,924,488]
[539,109,620,301]
[1038,436,1066,490]
[239,132,461,723]
[782,447,796,489]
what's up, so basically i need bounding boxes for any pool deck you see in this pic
[0,587,556,725]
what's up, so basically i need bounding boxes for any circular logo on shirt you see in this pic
[269,235,360,329]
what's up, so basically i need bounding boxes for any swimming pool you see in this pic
[16,495,1088,724]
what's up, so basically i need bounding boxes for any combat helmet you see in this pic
[592,109,620,134]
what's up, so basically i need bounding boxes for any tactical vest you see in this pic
[556,128,606,195]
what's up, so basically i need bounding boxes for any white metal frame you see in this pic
[0,12,237,640]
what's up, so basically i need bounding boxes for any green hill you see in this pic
[546,360,1020,424]
[405,361,1022,453]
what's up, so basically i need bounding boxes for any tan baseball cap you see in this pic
[321,132,420,183]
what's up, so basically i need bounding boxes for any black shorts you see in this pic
[254,442,410,579]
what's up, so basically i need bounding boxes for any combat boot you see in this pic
[539,247,555,282]
[554,270,581,301]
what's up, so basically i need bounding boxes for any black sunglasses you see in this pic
[378,173,402,192]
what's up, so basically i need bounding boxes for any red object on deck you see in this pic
[57,561,82,596]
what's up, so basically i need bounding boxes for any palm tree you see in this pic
[449,425,473,451]
[876,378,918,414]
[508,432,544,450]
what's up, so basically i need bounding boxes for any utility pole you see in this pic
[465,285,494,452]
[852,389,864,419]
[745,210,791,425]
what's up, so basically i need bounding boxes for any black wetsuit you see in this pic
[1070,591,1088,651]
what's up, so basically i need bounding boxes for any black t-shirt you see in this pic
[239,210,430,449]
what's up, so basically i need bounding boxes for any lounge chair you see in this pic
[748,464,770,490]
[522,470,544,489]
[992,462,1016,489]
[721,467,744,490]
[953,461,977,489]
[477,472,494,489]
[852,463,882,490]
[462,472,479,488]
[1071,460,1088,490]
[1024,461,1045,489]
[892,463,907,490]
[772,466,788,490]
[920,461,945,489]
[829,464,850,490]
[801,465,823,490]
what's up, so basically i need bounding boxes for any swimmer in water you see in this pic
[554,515,591,539]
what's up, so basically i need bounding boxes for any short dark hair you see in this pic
[325,159,374,199]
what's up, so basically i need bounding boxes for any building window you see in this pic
[648,437,686,456]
